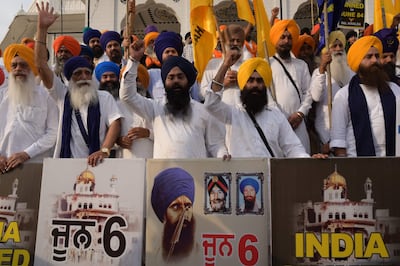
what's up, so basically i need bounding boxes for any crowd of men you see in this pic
[1,1,400,173]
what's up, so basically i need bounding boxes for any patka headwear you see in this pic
[347,36,382,72]
[53,36,81,56]
[237,57,272,90]
[4,44,38,76]
[292,34,315,57]
[137,64,150,89]
[270,19,300,47]
[100,31,121,50]
[151,167,195,223]
[154,31,183,63]
[374,28,399,54]
[161,56,197,88]
[83,28,101,45]
[240,178,259,194]
[328,30,346,48]
[143,32,159,48]
[95,61,120,82]
[63,56,93,81]
[207,176,228,196]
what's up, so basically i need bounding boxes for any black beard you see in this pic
[92,45,104,59]
[382,62,397,83]
[165,86,191,117]
[244,196,256,211]
[241,87,267,114]
[277,45,292,59]
[99,80,120,99]
[162,216,195,262]
[109,50,122,64]
[358,63,390,92]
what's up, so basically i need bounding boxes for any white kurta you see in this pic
[50,76,123,158]
[330,82,400,157]
[0,85,58,162]
[204,89,310,158]
[270,54,313,153]
[120,59,227,159]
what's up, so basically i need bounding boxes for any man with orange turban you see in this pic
[204,57,310,158]
[52,35,81,84]
[330,36,400,157]
[292,34,316,74]
[0,44,58,173]
[269,19,312,154]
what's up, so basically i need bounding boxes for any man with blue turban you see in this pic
[83,27,104,64]
[239,177,260,213]
[99,30,124,67]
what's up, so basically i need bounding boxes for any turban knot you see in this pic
[270,19,300,47]
[207,176,228,196]
[374,28,399,54]
[347,36,382,72]
[151,167,195,223]
[161,56,197,88]
[154,31,183,63]
[95,61,120,82]
[4,44,38,76]
[292,34,315,57]
[240,178,259,194]
[53,36,81,56]
[328,30,346,48]
[237,57,272,90]
[100,31,121,51]
[83,28,101,45]
[63,56,93,81]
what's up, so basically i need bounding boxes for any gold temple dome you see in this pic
[77,169,95,183]
[326,170,346,187]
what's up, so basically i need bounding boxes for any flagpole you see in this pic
[323,0,333,129]
[263,40,277,102]
[310,0,314,29]
[380,0,387,28]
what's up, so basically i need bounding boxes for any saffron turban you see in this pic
[154,31,183,63]
[144,32,159,48]
[374,28,399,54]
[328,30,346,48]
[237,57,272,90]
[95,61,120,82]
[161,56,197,88]
[347,36,382,72]
[151,167,195,222]
[53,36,81,56]
[207,176,228,196]
[83,28,101,45]
[292,34,315,57]
[63,56,93,81]
[99,31,121,50]
[270,19,300,47]
[4,44,38,76]
[137,64,149,89]
[240,178,259,194]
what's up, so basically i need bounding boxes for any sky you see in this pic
[0,0,34,42]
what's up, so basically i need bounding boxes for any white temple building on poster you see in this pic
[295,169,400,264]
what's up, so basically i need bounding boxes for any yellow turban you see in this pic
[3,44,38,76]
[328,30,346,48]
[270,19,300,47]
[144,32,159,48]
[237,57,272,90]
[347,36,382,72]
[292,34,315,57]
[137,64,150,89]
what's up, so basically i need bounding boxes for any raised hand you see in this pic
[36,1,59,29]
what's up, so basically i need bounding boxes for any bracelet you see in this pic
[212,79,224,87]
[35,40,47,45]
[296,112,304,119]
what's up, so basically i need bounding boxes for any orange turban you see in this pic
[144,32,159,48]
[270,19,300,47]
[52,35,81,56]
[3,44,38,76]
[137,64,149,89]
[347,36,382,72]
[328,30,346,48]
[292,34,315,57]
[237,57,272,90]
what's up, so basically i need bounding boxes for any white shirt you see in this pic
[330,82,400,157]
[204,89,310,158]
[0,85,58,162]
[120,59,228,159]
[50,76,122,158]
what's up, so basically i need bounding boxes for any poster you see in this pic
[339,0,365,29]
[271,158,400,265]
[145,158,271,266]
[34,158,145,266]
[0,163,42,266]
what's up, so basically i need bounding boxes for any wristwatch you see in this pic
[101,147,110,157]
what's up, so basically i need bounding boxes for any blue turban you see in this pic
[63,56,93,81]
[145,25,158,35]
[100,31,122,50]
[374,28,399,54]
[154,31,183,63]
[83,28,101,45]
[80,45,94,60]
[239,178,259,194]
[95,61,120,82]
[151,167,195,223]
[161,56,197,88]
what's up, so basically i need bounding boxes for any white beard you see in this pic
[8,72,35,107]
[68,79,98,110]
[330,51,352,87]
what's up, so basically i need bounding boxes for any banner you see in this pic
[339,0,365,29]
[34,158,146,265]
[145,159,271,266]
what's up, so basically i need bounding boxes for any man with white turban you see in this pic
[330,36,400,157]
[269,19,313,153]
[0,44,58,173]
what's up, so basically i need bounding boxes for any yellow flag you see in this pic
[374,0,396,32]
[235,0,255,25]
[253,0,275,58]
[190,0,217,82]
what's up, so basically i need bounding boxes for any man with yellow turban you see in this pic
[204,57,310,158]
[0,44,58,173]
[309,30,353,154]
[269,19,313,154]
[330,36,400,157]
